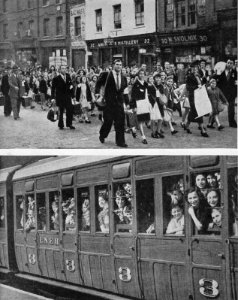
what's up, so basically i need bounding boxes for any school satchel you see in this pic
[136,99,150,115]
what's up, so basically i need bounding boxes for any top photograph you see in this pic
[0,0,237,149]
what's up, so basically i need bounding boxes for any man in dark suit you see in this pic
[8,65,20,120]
[1,67,11,117]
[51,65,75,130]
[95,59,129,147]
[217,59,237,128]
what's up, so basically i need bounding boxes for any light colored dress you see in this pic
[166,215,184,235]
[79,83,91,109]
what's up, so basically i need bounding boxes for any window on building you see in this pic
[56,16,63,35]
[17,22,23,38]
[175,0,186,27]
[165,0,174,27]
[43,18,50,36]
[28,0,33,9]
[188,0,196,26]
[135,0,144,26]
[3,0,7,13]
[37,193,46,231]
[28,20,34,35]
[43,0,50,6]
[95,9,102,32]
[75,16,81,36]
[3,24,8,39]
[0,197,5,228]
[17,0,21,11]
[113,4,121,29]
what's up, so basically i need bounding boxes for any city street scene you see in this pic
[0,0,237,148]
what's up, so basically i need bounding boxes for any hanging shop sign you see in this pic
[70,3,86,48]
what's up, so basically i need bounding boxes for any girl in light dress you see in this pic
[76,75,92,123]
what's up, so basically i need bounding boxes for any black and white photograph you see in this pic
[0,0,237,148]
[0,155,237,300]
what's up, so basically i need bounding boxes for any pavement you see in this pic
[0,102,237,149]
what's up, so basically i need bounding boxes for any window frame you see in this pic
[56,16,63,36]
[43,18,50,37]
[3,0,7,13]
[77,186,91,233]
[0,196,5,229]
[36,192,47,232]
[95,9,102,32]
[74,16,81,36]
[227,166,238,239]
[3,23,8,39]
[188,0,197,26]
[175,0,186,28]
[61,187,76,233]
[42,0,50,7]
[113,4,122,29]
[135,0,144,26]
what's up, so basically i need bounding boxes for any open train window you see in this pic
[37,193,46,231]
[0,197,5,228]
[95,185,109,233]
[188,170,222,236]
[78,187,90,232]
[49,191,60,231]
[62,189,75,232]
[136,179,154,234]
[25,194,36,232]
[228,167,238,237]
[16,195,24,230]
[162,175,185,236]
[113,181,132,233]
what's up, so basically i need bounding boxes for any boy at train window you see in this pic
[209,208,222,230]
[166,205,184,235]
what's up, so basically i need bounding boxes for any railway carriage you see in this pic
[1,156,238,300]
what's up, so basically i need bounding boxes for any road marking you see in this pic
[0,284,53,299]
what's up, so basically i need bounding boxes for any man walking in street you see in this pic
[51,65,75,130]
[95,59,129,147]
[1,67,11,117]
[217,59,237,128]
[8,65,20,120]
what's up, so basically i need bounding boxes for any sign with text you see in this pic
[159,33,209,46]
[70,4,86,48]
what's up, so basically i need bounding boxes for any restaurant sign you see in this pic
[160,33,208,46]
[89,37,153,49]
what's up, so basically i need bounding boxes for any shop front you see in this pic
[11,39,37,69]
[0,42,12,67]
[87,34,156,72]
[40,39,67,68]
[157,29,216,67]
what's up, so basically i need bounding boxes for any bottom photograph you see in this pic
[0,155,237,300]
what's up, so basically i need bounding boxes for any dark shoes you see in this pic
[201,131,209,137]
[85,119,91,124]
[68,126,75,130]
[172,122,177,126]
[218,125,224,131]
[59,127,64,130]
[186,129,192,134]
[229,122,237,128]
[132,131,137,138]
[171,130,178,135]
[142,139,148,144]
[151,133,159,139]
[117,143,128,148]
[99,136,105,144]
[157,132,165,138]
[207,124,215,129]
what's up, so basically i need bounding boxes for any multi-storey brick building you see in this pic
[0,0,69,68]
[156,0,237,66]
[85,0,157,71]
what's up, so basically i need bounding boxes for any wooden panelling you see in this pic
[64,251,80,285]
[76,166,108,184]
[154,263,173,300]
[171,264,188,300]
[89,255,103,290]
[38,249,49,277]
[62,233,75,250]
[192,267,224,300]
[13,181,24,194]
[139,238,186,262]
[114,236,133,256]
[230,240,238,268]
[26,246,39,275]
[227,156,238,164]
[61,173,73,187]
[15,231,24,245]
[80,236,110,254]
[20,246,29,273]
[139,261,156,300]
[101,256,117,293]
[36,176,58,190]
[54,250,65,281]
[0,184,6,195]
[26,233,37,246]
[0,230,6,243]
[191,240,222,266]
[15,245,23,272]
[232,272,238,300]
[25,181,34,192]
[45,249,56,278]
[0,243,6,267]
[81,254,92,287]
[135,157,183,176]
[190,156,219,168]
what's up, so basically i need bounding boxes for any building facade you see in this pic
[156,0,237,66]
[0,0,69,69]
[85,0,156,71]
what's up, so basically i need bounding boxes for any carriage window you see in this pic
[62,189,75,231]
[95,185,109,233]
[78,187,90,232]
[188,171,222,235]
[49,191,60,231]
[136,179,154,234]
[113,182,132,233]
[16,195,24,230]
[0,197,5,228]
[163,175,185,236]
[228,168,238,237]
[37,193,46,231]
[25,194,36,232]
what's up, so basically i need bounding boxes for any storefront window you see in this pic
[113,182,132,233]
[16,195,24,230]
[62,189,75,231]
[136,179,154,234]
[25,194,36,232]
[163,175,185,236]
[49,191,60,231]
[95,185,109,233]
[0,197,5,228]
[37,193,46,231]
[188,171,222,236]
[228,168,238,237]
[78,187,90,232]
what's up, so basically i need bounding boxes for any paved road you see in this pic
[0,283,52,300]
[0,103,237,149]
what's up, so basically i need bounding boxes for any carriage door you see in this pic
[189,156,227,300]
[112,161,140,299]
[227,161,238,300]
